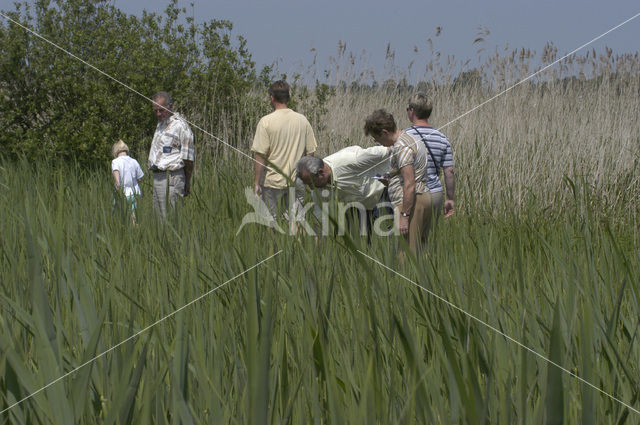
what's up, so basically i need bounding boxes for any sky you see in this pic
[1,0,639,82]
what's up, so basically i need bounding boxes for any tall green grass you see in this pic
[0,41,639,425]
[0,153,638,423]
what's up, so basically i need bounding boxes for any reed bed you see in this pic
[1,45,639,424]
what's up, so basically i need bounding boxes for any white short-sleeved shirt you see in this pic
[112,155,144,196]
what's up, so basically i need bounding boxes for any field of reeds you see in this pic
[1,45,639,424]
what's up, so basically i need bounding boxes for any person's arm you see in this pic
[251,118,270,197]
[112,170,121,189]
[178,123,196,196]
[254,153,266,197]
[304,120,317,156]
[148,147,154,170]
[183,160,194,196]
[443,166,455,218]
[399,165,416,236]
[136,162,144,183]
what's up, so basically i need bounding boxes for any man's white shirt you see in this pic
[312,145,391,220]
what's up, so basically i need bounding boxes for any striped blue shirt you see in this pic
[404,126,454,193]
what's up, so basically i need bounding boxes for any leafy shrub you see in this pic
[0,0,258,165]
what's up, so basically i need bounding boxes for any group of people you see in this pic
[256,81,455,253]
[110,81,455,253]
[110,90,195,222]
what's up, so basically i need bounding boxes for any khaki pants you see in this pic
[261,185,305,222]
[396,191,443,254]
[153,168,185,218]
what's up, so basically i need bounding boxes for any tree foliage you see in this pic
[0,0,258,165]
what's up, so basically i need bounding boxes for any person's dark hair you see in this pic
[408,93,433,120]
[152,91,173,107]
[268,80,290,104]
[363,109,397,136]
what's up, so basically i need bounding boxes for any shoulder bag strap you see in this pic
[411,126,440,176]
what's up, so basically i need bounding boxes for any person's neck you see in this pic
[391,129,402,143]
[118,152,128,157]
[326,164,333,183]
[273,102,288,110]
[160,114,173,124]
[411,119,430,127]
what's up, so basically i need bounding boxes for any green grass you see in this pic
[0,156,638,424]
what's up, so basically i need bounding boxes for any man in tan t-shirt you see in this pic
[252,80,317,221]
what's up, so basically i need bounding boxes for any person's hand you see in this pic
[444,200,454,218]
[399,215,410,236]
[254,183,262,198]
[184,181,191,197]
[375,173,390,187]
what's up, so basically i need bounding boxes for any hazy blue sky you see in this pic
[2,0,639,81]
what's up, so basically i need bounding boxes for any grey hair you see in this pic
[297,155,324,176]
[152,91,173,106]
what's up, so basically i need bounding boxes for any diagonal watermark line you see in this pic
[0,250,282,416]
[0,11,276,174]
[356,249,640,416]
[357,10,640,177]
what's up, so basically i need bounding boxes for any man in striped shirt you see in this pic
[404,93,455,219]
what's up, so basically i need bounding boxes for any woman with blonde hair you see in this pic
[111,140,144,223]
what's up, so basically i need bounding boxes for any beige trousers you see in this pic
[396,191,443,254]
[152,168,185,218]
[261,185,305,222]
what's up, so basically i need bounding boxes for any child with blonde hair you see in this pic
[111,140,144,223]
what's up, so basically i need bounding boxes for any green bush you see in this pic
[0,0,258,165]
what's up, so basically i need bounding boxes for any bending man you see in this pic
[297,145,391,236]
